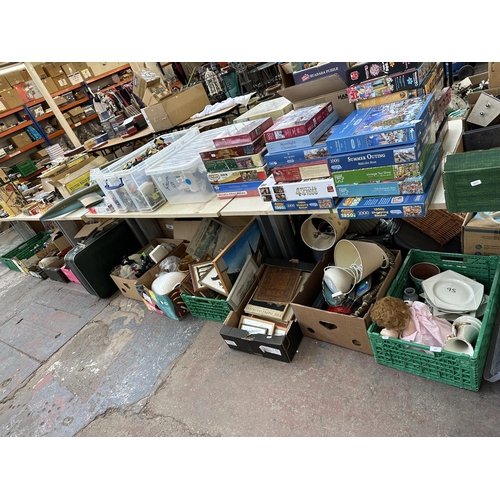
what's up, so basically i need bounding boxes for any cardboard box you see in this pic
[111,238,185,300]
[61,63,79,78]
[5,71,25,87]
[488,62,500,89]
[0,88,24,109]
[68,72,84,85]
[54,75,70,91]
[134,243,190,320]
[47,155,108,198]
[291,250,402,355]
[462,212,500,255]
[0,76,11,93]
[140,83,210,131]
[278,74,355,118]
[42,77,59,95]
[42,63,65,79]
[33,65,47,79]
[9,131,32,149]
[219,259,315,362]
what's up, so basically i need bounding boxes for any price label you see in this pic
[429,346,442,352]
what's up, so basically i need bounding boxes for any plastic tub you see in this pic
[145,125,236,205]
[92,129,199,212]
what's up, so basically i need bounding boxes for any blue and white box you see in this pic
[326,95,433,154]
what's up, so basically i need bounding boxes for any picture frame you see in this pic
[226,254,259,311]
[200,265,228,296]
[238,315,276,337]
[188,258,214,293]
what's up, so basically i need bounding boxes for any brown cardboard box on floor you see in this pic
[291,249,402,355]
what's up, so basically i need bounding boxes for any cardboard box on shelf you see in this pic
[0,182,30,215]
[140,83,210,131]
[13,81,43,103]
[42,63,65,79]
[41,77,59,95]
[54,76,70,91]
[278,74,354,118]
[5,71,25,87]
[0,88,25,109]
[0,76,11,93]
[9,131,32,149]
[68,73,84,85]
[61,64,79,78]
[291,250,402,355]
[462,212,500,255]
[111,238,185,301]
[87,62,128,77]
[33,65,47,79]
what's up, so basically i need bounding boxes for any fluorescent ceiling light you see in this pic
[0,63,25,76]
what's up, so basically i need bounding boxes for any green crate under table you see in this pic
[367,249,500,391]
[180,293,232,323]
[0,232,52,272]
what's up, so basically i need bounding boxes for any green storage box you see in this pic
[180,293,232,323]
[367,249,500,391]
[12,159,37,177]
[443,149,500,213]
[0,231,52,272]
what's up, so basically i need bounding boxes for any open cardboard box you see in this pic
[134,242,189,320]
[291,249,403,355]
[220,258,317,363]
[278,73,354,117]
[111,238,185,301]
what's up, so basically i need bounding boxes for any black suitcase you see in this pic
[64,220,142,298]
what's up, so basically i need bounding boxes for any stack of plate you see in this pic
[421,270,487,320]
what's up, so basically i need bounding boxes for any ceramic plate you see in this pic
[422,270,484,313]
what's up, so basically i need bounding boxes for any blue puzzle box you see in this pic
[325,94,433,155]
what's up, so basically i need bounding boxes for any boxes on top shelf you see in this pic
[263,103,334,143]
[212,117,273,148]
[325,94,434,155]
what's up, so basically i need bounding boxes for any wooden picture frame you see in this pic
[226,254,259,310]
[200,265,228,296]
[188,259,214,293]
[238,315,276,337]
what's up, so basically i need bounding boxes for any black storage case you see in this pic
[64,220,141,298]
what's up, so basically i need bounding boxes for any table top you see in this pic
[4,119,463,224]
[90,127,155,152]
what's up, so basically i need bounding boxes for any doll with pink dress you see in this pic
[371,296,453,348]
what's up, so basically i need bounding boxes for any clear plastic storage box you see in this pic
[92,129,199,212]
[145,125,237,205]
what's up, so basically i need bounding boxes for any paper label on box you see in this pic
[225,340,237,347]
[259,346,282,356]
[471,180,482,186]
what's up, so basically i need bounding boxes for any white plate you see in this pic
[422,270,484,313]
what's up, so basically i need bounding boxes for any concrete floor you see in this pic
[1,266,500,439]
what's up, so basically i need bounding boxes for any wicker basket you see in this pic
[404,210,466,246]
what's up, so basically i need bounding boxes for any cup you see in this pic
[410,262,440,293]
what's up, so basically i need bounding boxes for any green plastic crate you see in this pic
[180,293,232,323]
[12,159,37,177]
[0,232,52,272]
[367,249,500,391]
